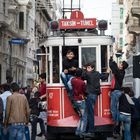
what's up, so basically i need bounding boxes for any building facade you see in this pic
[123,0,140,97]
[0,0,62,86]
[111,0,140,97]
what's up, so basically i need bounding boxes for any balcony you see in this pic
[125,33,136,46]
[117,0,124,5]
[127,16,140,35]
[131,0,140,17]
[36,0,55,20]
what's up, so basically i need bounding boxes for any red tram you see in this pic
[40,11,114,140]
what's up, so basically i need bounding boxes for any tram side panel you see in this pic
[47,85,112,126]
[47,88,62,122]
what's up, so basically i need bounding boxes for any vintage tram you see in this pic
[40,11,114,140]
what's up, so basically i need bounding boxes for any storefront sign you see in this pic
[9,38,27,44]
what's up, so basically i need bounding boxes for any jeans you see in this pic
[75,100,87,136]
[1,126,9,140]
[110,90,122,121]
[0,124,2,140]
[9,124,25,140]
[119,113,131,140]
[60,72,73,99]
[86,94,97,133]
[30,116,45,140]
[25,126,30,140]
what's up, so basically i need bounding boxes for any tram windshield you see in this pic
[81,47,96,68]
[47,45,109,84]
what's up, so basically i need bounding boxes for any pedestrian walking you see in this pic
[71,68,87,138]
[109,56,128,137]
[4,82,30,140]
[37,73,47,136]
[82,63,108,137]
[29,91,46,140]
[0,83,12,140]
[0,97,3,140]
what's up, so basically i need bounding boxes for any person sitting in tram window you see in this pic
[82,62,109,137]
[109,56,129,137]
[71,68,87,138]
[60,49,78,99]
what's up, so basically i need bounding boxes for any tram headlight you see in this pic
[78,38,82,43]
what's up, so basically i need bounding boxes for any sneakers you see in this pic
[37,132,43,137]
[113,131,120,138]
[82,132,95,138]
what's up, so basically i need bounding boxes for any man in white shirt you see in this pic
[0,83,12,140]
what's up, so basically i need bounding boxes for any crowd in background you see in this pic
[60,49,140,140]
[0,73,47,140]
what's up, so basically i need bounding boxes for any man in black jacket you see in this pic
[29,92,46,140]
[82,63,109,137]
[109,56,128,136]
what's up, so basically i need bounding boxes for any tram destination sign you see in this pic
[59,18,96,29]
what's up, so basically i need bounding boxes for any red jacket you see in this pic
[71,77,86,101]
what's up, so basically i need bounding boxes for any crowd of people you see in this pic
[0,49,140,140]
[0,73,47,140]
[61,49,140,140]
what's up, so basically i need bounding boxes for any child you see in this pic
[82,63,108,137]
[71,68,87,138]
[118,87,135,140]
[38,73,47,101]
[61,49,78,98]
[29,92,46,140]
[109,56,128,136]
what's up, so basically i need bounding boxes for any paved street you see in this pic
[27,123,121,140]
[27,123,140,140]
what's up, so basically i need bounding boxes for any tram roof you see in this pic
[40,30,114,47]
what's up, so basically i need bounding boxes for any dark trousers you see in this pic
[31,117,45,140]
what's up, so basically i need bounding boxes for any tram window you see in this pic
[52,46,60,83]
[101,45,108,82]
[81,48,96,68]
